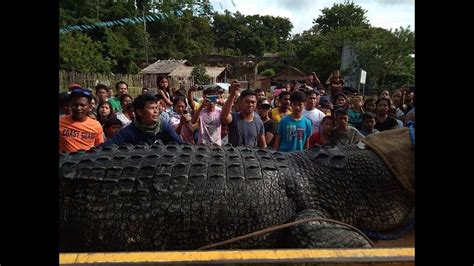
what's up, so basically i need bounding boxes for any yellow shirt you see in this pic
[271,108,292,123]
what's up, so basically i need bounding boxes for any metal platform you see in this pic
[60,247,414,265]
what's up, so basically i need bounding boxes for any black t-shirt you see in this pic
[263,119,277,147]
[375,116,398,131]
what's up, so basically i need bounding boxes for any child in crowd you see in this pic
[332,93,348,111]
[363,97,376,113]
[318,96,333,116]
[257,99,277,148]
[329,108,365,146]
[347,96,364,130]
[379,89,390,99]
[326,70,344,97]
[158,99,171,124]
[221,124,229,145]
[308,115,335,147]
[103,118,123,141]
[274,91,312,152]
[170,96,194,144]
[96,101,116,125]
[115,94,134,128]
[359,112,379,136]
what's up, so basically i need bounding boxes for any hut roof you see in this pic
[258,66,306,81]
[140,60,192,74]
[168,66,228,78]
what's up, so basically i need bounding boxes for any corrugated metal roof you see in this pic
[168,66,227,78]
[204,67,227,78]
[258,66,306,80]
[140,60,191,74]
[168,65,193,77]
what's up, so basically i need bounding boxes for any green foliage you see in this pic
[292,33,340,80]
[58,0,414,89]
[352,27,415,90]
[313,1,370,34]
[101,29,140,74]
[59,32,114,73]
[289,2,414,89]
[260,69,276,77]
[258,61,286,75]
[212,11,292,56]
[191,65,211,84]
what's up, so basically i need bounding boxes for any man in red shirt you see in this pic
[59,88,104,153]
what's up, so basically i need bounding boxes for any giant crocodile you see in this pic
[59,128,415,251]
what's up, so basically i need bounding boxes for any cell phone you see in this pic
[207,95,218,103]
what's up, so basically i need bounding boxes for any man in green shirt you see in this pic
[108,81,128,112]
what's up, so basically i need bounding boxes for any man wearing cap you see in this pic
[257,99,277,147]
[319,96,333,116]
[221,83,266,148]
[68,83,82,91]
[59,88,104,153]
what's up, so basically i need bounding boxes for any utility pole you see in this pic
[143,8,149,64]
[96,0,100,20]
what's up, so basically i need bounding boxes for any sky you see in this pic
[210,0,414,35]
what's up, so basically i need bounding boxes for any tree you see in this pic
[313,1,370,34]
[100,29,140,74]
[212,11,292,56]
[291,32,340,80]
[353,27,415,90]
[191,65,211,85]
[59,32,114,73]
[260,69,275,77]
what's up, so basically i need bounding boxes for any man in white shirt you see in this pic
[302,89,326,133]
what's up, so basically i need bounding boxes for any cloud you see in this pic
[211,0,414,34]
[272,0,316,11]
[373,0,413,6]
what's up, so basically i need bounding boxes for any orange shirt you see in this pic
[59,116,104,153]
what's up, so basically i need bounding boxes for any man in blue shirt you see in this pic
[103,93,185,146]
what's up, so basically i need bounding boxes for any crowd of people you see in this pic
[59,72,415,154]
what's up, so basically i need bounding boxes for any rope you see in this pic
[197,217,375,250]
